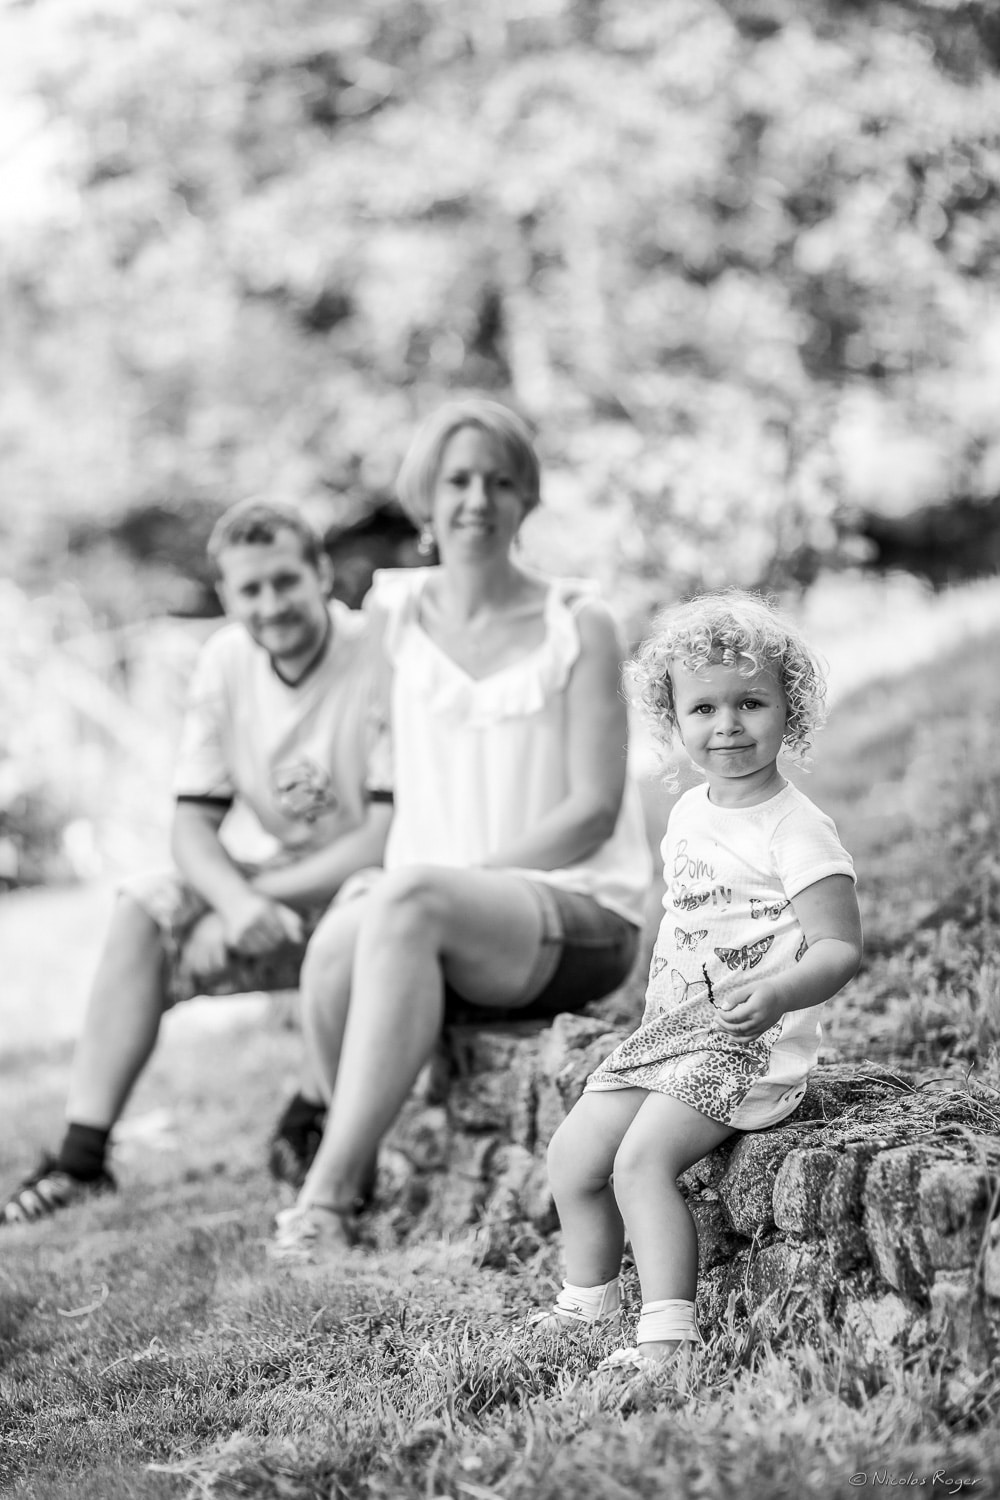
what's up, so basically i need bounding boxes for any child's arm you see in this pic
[713,874,862,1042]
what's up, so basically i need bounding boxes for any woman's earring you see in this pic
[417,524,436,558]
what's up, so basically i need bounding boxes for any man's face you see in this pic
[216,530,331,664]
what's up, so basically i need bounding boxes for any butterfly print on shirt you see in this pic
[795,936,809,962]
[675,927,708,950]
[750,897,788,922]
[669,969,712,1007]
[714,935,774,972]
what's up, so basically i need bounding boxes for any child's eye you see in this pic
[741,698,763,710]
[692,704,714,715]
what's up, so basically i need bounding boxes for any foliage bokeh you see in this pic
[3,0,1000,627]
[3,0,1000,879]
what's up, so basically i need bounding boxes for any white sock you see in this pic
[636,1298,701,1345]
[553,1278,621,1321]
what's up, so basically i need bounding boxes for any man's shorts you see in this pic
[121,866,324,1009]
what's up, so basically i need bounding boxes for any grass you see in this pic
[3,629,1000,1498]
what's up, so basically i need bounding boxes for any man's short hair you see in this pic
[207,500,324,575]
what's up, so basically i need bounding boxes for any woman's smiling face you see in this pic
[431,425,527,559]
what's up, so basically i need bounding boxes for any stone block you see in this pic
[488,1144,536,1206]
[842,1293,920,1364]
[820,1141,884,1272]
[509,1070,538,1153]
[430,1135,497,1230]
[793,1064,917,1121]
[717,1127,805,1237]
[690,1198,746,1274]
[396,1106,449,1171]
[862,1146,937,1299]
[533,1079,567,1152]
[917,1160,994,1271]
[929,1270,999,1371]
[746,1242,830,1335]
[538,1012,622,1110]
[446,1024,545,1132]
[983,1217,1000,1300]
[696,1261,748,1331]
[681,1138,737,1193]
[484,1145,557,1238]
[772,1148,839,1237]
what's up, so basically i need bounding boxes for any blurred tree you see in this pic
[1,0,999,625]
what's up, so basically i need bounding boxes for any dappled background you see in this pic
[3,0,1000,887]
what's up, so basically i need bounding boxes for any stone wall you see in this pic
[376,1012,1000,1370]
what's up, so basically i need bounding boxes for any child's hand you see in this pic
[713,980,787,1041]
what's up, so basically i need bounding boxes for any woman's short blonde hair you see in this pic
[631,590,828,778]
[395,399,542,525]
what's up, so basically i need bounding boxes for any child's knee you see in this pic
[612,1136,669,1205]
[546,1116,582,1189]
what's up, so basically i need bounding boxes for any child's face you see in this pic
[671,660,788,804]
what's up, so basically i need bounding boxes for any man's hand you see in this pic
[713,980,787,1042]
[183,912,230,981]
[218,892,304,956]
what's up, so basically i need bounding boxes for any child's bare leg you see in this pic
[613,1094,736,1360]
[547,1090,647,1287]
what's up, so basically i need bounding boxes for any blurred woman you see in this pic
[269,398,652,1262]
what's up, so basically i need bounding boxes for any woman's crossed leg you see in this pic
[286,865,548,1243]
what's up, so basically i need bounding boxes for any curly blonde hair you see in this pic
[630,590,828,780]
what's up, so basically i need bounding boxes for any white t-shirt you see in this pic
[646,780,856,1072]
[370,568,652,925]
[172,601,392,865]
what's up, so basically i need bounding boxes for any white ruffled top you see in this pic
[370,568,652,926]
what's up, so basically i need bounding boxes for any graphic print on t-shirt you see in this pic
[714,935,774,971]
[750,896,789,921]
[271,758,340,823]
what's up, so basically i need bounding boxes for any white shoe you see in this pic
[529,1279,621,1332]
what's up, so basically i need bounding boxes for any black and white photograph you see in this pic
[1,1,999,1495]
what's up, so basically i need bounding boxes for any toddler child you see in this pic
[535,591,862,1372]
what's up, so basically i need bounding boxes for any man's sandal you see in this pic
[1,1153,116,1227]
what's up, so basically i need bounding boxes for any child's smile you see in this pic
[672,661,787,805]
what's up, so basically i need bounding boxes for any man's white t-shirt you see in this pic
[172,601,392,866]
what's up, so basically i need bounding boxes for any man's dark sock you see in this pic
[55,1122,111,1182]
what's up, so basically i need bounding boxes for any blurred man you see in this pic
[2,499,392,1224]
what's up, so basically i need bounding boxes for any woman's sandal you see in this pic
[267,1202,358,1264]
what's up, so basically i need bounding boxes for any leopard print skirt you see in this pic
[585,997,791,1128]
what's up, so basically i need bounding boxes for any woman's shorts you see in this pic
[444,880,641,1025]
